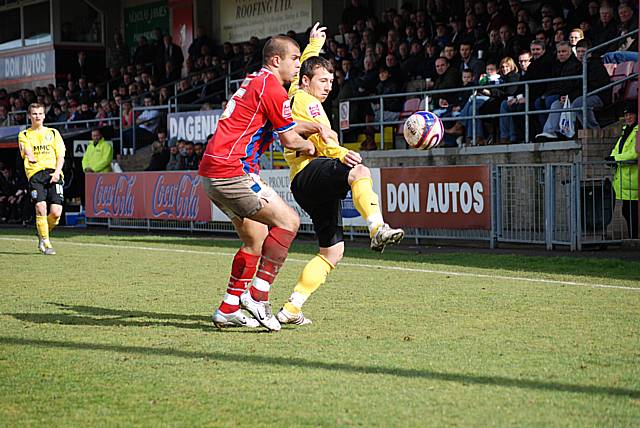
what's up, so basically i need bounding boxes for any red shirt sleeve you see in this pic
[261,75,296,133]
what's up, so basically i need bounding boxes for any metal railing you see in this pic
[341,75,589,148]
[340,29,639,149]
[85,161,637,250]
[581,29,639,130]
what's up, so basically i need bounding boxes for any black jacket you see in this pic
[587,56,612,105]
[522,52,553,102]
[433,67,462,107]
[543,55,582,101]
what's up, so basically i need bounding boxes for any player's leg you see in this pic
[34,201,51,254]
[48,204,62,232]
[278,242,342,326]
[200,175,266,328]
[277,160,351,325]
[30,171,55,255]
[348,164,404,252]
[212,217,267,328]
[239,193,300,331]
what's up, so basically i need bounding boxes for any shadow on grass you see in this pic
[0,251,36,256]
[1,335,638,399]
[6,303,264,334]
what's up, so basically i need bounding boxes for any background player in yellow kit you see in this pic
[276,24,404,325]
[18,103,66,255]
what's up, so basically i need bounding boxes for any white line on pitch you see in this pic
[1,236,638,292]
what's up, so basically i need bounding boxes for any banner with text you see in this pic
[168,110,222,143]
[124,2,170,56]
[0,47,55,91]
[220,0,312,43]
[380,166,491,229]
[85,172,211,221]
[210,169,374,228]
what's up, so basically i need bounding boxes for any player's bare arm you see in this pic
[279,129,316,156]
[19,142,37,163]
[294,121,338,144]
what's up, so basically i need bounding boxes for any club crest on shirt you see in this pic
[282,99,292,119]
[45,133,53,142]
[308,103,321,118]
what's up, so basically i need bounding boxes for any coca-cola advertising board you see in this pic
[85,172,211,221]
[381,166,491,229]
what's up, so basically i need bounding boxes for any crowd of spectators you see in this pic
[0,161,30,224]
[319,0,637,146]
[0,0,637,152]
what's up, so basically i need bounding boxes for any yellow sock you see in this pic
[283,255,334,314]
[47,213,60,232]
[36,215,50,242]
[351,177,384,236]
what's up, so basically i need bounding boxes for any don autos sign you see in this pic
[381,166,492,230]
[0,47,55,90]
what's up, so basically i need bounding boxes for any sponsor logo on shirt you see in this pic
[282,99,292,119]
[308,103,321,118]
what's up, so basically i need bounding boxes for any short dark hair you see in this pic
[262,35,299,64]
[91,127,102,135]
[299,56,334,81]
[575,39,592,50]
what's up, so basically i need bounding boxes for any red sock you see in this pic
[249,227,297,301]
[219,248,259,313]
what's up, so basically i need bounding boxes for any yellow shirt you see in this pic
[285,36,348,180]
[18,126,65,180]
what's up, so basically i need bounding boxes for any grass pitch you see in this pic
[0,228,639,427]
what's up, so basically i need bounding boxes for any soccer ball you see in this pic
[403,111,444,150]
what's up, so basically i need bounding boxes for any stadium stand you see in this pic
[0,0,637,168]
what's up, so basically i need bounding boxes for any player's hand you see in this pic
[309,22,327,42]
[49,172,60,183]
[304,141,316,156]
[341,150,362,168]
[317,124,338,144]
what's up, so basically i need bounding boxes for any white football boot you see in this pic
[37,238,46,254]
[240,291,281,332]
[370,224,405,253]
[276,308,312,326]
[212,309,259,329]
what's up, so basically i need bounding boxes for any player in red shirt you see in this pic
[199,35,335,331]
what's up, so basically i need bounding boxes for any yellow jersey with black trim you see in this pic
[285,36,348,180]
[285,91,349,180]
[18,126,65,180]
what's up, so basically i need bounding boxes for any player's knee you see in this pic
[285,213,300,232]
[322,243,344,266]
[349,164,371,182]
[34,202,47,216]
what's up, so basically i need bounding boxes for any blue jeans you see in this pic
[573,95,605,129]
[460,96,488,139]
[602,51,638,64]
[534,95,560,127]
[499,100,519,141]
